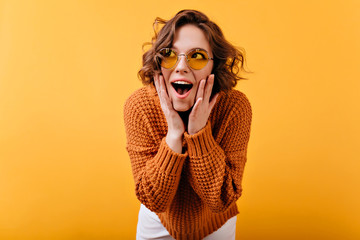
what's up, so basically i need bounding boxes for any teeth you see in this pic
[173,81,192,85]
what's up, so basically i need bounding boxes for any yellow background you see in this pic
[1,0,359,239]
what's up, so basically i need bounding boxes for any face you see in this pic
[161,24,213,112]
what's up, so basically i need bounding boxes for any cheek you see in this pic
[160,69,172,88]
[206,61,214,74]
[160,69,169,79]
[194,69,212,84]
[200,61,213,77]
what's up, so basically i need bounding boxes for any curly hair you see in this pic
[138,9,251,95]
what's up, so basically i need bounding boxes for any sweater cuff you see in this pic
[156,137,188,174]
[184,120,217,157]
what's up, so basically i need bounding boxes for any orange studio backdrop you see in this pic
[0,0,359,239]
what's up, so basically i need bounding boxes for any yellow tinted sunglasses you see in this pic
[158,48,213,70]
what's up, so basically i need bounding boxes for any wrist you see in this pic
[167,129,183,139]
[166,132,183,154]
[188,123,206,135]
[184,120,215,156]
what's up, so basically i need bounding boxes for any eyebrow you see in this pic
[171,46,208,52]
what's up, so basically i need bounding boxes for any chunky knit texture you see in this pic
[124,84,252,240]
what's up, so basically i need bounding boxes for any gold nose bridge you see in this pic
[176,53,189,67]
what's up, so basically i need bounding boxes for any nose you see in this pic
[174,54,189,73]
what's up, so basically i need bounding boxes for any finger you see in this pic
[209,93,219,112]
[154,74,159,92]
[204,74,215,103]
[196,79,206,102]
[154,74,162,99]
[190,97,202,119]
[159,74,173,110]
[159,74,167,97]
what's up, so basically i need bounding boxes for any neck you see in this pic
[177,108,192,131]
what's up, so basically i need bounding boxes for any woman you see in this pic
[124,9,252,240]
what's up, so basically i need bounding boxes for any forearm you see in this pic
[187,146,245,213]
[184,120,246,213]
[130,137,187,212]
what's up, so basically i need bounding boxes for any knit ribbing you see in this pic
[156,137,188,174]
[184,120,217,156]
[124,85,252,239]
[158,202,239,240]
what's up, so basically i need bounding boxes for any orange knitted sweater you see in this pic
[124,84,252,240]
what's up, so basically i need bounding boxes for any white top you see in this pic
[136,203,237,240]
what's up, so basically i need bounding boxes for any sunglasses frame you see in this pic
[158,48,214,70]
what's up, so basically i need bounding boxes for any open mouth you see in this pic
[171,81,193,95]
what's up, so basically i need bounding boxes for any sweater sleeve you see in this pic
[124,93,188,213]
[183,95,252,213]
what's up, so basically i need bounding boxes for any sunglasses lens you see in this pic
[159,49,177,69]
[187,49,209,70]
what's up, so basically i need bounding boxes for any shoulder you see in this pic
[124,85,156,115]
[210,89,252,140]
[223,89,251,105]
[217,89,252,118]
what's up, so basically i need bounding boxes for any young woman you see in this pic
[124,9,252,240]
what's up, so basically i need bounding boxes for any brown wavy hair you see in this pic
[138,9,251,95]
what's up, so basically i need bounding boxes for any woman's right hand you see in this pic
[154,73,185,153]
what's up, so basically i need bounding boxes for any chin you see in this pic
[173,102,192,112]
[174,106,191,112]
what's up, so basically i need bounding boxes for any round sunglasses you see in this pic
[158,48,213,70]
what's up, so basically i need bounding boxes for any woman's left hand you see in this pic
[188,74,219,135]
